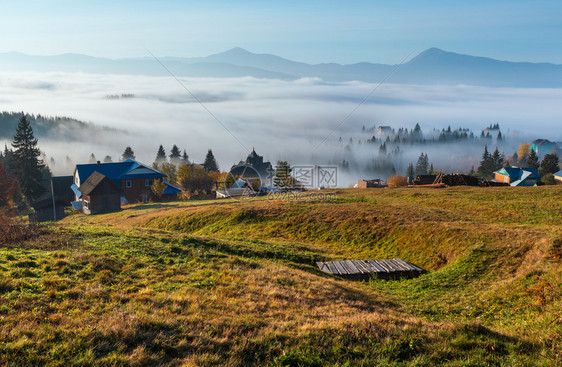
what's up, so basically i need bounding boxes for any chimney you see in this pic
[97,161,100,164]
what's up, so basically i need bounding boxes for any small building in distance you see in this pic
[356,179,387,188]
[31,176,74,222]
[531,139,559,158]
[230,148,273,187]
[554,170,562,185]
[493,167,541,186]
[78,171,121,214]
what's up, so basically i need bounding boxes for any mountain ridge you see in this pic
[1,48,561,87]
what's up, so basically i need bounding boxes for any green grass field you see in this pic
[1,187,561,366]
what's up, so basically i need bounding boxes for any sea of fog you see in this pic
[1,72,561,185]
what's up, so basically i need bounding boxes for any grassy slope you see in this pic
[1,187,561,366]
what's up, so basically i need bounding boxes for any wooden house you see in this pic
[554,170,562,185]
[73,160,181,213]
[356,179,387,188]
[78,171,121,214]
[493,167,541,186]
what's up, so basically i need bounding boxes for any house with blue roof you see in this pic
[73,159,181,213]
[493,167,541,186]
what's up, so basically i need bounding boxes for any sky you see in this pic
[1,0,561,64]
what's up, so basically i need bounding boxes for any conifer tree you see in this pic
[539,153,559,176]
[203,149,219,172]
[122,146,135,161]
[415,153,429,175]
[182,150,189,165]
[103,155,113,163]
[274,161,295,188]
[169,145,181,164]
[10,115,46,202]
[155,145,167,163]
[406,162,415,183]
[477,145,495,179]
[491,147,505,171]
[526,149,540,170]
[88,153,97,164]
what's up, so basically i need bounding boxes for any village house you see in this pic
[493,167,541,186]
[531,139,559,158]
[72,159,181,214]
[554,170,562,185]
[230,148,274,187]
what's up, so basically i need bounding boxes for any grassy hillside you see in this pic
[1,187,561,365]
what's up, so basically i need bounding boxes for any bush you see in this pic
[0,211,45,245]
[388,175,409,188]
[541,173,556,185]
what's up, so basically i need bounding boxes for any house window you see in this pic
[145,179,153,187]
[125,180,132,188]
[84,201,89,209]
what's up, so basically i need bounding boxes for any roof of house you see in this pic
[163,181,182,195]
[532,139,553,146]
[78,171,120,196]
[554,170,562,177]
[75,159,165,189]
[495,167,540,179]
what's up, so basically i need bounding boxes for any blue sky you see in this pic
[1,0,561,64]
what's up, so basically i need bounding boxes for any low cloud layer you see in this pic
[1,71,561,184]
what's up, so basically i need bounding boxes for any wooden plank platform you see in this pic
[317,258,425,280]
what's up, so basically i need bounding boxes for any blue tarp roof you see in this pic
[75,159,165,190]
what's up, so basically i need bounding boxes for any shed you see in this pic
[78,171,121,214]
[30,176,74,222]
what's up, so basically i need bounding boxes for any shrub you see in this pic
[541,173,555,185]
[388,175,409,188]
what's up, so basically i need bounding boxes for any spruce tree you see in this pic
[526,149,540,170]
[477,145,495,179]
[406,163,415,182]
[203,149,219,172]
[274,161,295,188]
[10,115,46,203]
[155,145,167,163]
[103,155,113,163]
[88,153,97,164]
[169,145,181,164]
[491,147,504,171]
[122,147,135,161]
[539,153,559,176]
[415,153,429,175]
[182,150,189,165]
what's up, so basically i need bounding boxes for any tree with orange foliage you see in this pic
[388,174,409,188]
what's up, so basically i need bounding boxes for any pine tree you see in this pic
[103,155,113,163]
[182,150,189,165]
[406,163,415,183]
[169,145,181,164]
[88,153,97,164]
[477,145,495,179]
[273,161,295,188]
[526,149,539,170]
[155,145,167,163]
[539,153,559,176]
[491,147,504,171]
[497,130,503,141]
[122,146,135,161]
[203,149,219,172]
[415,153,429,175]
[10,115,46,202]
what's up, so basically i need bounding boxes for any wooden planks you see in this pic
[317,258,425,280]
